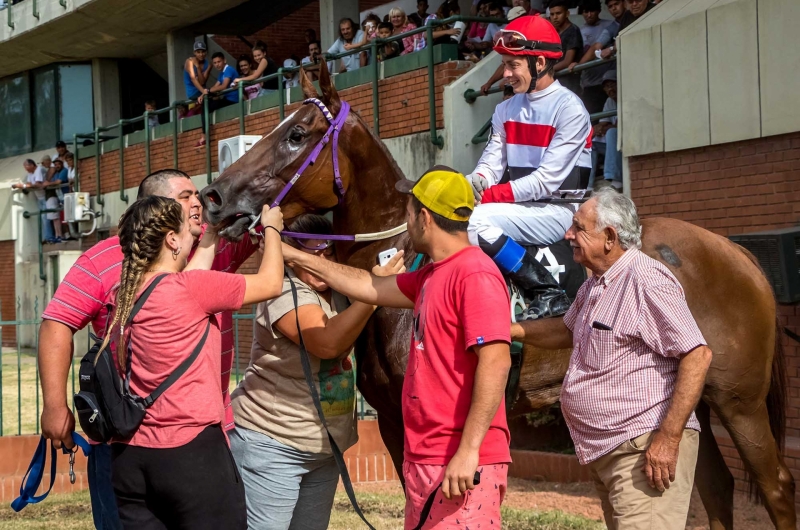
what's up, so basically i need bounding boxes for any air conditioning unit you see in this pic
[218,135,262,174]
[729,227,800,304]
[63,192,92,222]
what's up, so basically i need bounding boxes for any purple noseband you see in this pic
[270,98,350,208]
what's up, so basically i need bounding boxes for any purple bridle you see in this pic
[270,97,350,208]
[247,96,405,246]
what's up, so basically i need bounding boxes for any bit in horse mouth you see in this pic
[217,213,257,240]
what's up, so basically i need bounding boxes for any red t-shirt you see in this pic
[42,230,257,430]
[396,246,511,466]
[122,270,246,448]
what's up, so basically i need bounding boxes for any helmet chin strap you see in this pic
[526,56,553,93]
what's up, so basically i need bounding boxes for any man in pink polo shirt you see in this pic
[281,167,512,529]
[511,188,712,530]
[39,169,258,530]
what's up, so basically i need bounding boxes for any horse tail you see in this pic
[768,317,787,454]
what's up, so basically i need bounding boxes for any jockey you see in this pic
[466,15,592,320]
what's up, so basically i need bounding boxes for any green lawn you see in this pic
[0,490,603,530]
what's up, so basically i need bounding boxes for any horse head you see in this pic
[201,62,357,240]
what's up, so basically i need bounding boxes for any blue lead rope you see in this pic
[11,432,92,512]
[409,253,425,272]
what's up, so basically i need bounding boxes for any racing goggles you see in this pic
[492,30,562,53]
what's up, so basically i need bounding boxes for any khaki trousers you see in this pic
[589,429,699,530]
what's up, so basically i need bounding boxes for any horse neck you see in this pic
[332,121,409,266]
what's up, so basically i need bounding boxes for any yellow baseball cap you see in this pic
[395,166,473,222]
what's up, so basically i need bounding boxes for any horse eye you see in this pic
[289,130,304,144]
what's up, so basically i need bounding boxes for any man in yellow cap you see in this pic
[281,166,512,529]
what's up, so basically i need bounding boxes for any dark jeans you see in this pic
[88,443,123,530]
[110,425,246,530]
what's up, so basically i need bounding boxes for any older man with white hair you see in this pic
[510,188,712,530]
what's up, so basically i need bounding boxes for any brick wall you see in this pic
[629,131,800,498]
[213,1,393,67]
[0,241,15,346]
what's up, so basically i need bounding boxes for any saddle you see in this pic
[504,239,585,414]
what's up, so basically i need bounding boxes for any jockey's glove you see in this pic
[467,172,489,202]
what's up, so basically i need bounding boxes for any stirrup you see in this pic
[509,282,527,323]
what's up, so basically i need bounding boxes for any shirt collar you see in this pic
[598,247,639,286]
[526,80,562,101]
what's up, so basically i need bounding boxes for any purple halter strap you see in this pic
[269,98,350,208]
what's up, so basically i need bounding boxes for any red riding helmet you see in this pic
[493,16,563,59]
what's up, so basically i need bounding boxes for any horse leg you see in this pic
[377,412,405,486]
[693,401,734,530]
[716,401,796,529]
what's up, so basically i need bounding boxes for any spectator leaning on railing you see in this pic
[282,59,300,88]
[571,0,624,104]
[388,8,418,55]
[184,41,211,112]
[194,52,239,148]
[464,1,507,57]
[549,0,584,95]
[234,41,279,95]
[377,22,402,61]
[328,18,367,72]
[570,0,616,113]
[236,55,261,100]
[45,159,70,243]
[12,158,54,243]
[619,0,655,30]
[303,41,336,81]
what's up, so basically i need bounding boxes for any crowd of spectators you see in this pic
[12,141,76,244]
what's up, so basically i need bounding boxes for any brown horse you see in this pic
[200,64,796,529]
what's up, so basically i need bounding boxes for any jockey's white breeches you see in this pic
[467,202,576,247]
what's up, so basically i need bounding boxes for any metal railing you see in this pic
[0,297,46,436]
[465,55,618,144]
[74,15,507,200]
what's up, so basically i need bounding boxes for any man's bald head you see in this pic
[137,169,192,200]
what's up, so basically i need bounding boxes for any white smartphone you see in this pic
[378,248,398,267]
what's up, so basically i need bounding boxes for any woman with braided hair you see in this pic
[103,195,284,530]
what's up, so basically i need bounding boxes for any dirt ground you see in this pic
[351,479,776,529]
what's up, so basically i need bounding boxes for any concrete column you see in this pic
[319,0,359,52]
[91,59,121,128]
[167,29,201,104]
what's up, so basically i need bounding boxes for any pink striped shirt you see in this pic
[560,248,706,464]
[42,230,257,431]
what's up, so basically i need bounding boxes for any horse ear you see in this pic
[300,66,320,100]
[317,60,342,116]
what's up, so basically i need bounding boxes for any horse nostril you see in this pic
[203,189,223,213]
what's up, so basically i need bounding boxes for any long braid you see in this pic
[98,196,184,370]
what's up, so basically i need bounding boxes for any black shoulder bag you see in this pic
[287,277,376,530]
[74,274,211,443]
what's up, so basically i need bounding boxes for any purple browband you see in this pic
[270,98,350,209]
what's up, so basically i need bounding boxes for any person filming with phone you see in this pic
[229,214,405,530]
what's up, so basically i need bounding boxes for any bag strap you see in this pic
[11,432,92,512]
[288,278,376,530]
[127,274,169,324]
[121,273,211,408]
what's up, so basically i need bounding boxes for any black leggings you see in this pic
[111,425,246,530]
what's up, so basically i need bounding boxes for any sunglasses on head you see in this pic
[293,239,335,256]
[492,30,563,53]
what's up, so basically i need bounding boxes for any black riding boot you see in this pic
[480,234,571,321]
[509,251,571,320]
